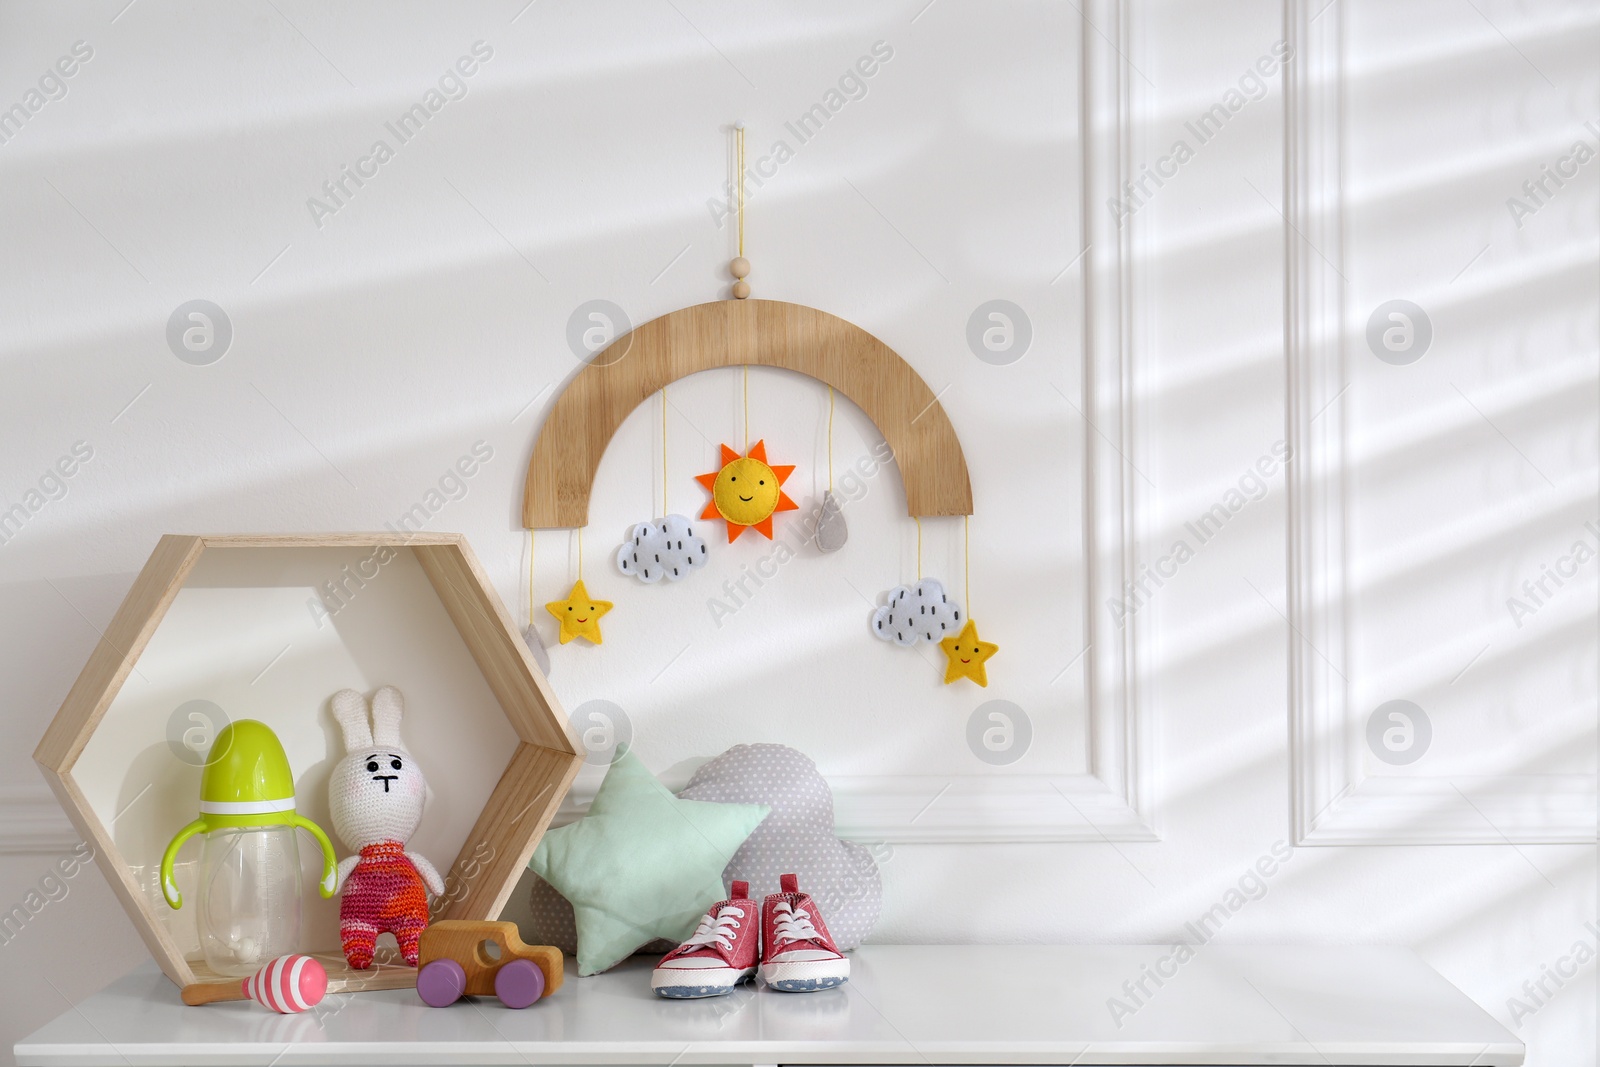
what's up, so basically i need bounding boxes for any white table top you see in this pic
[16,945,1522,1066]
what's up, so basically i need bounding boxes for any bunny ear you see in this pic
[331,689,372,752]
[370,685,404,748]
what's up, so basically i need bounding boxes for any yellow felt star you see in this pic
[545,579,613,645]
[940,619,999,687]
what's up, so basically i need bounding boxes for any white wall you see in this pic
[0,2,1593,1065]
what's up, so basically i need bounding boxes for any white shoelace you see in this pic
[681,905,745,952]
[771,901,821,947]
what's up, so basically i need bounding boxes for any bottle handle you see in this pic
[292,815,340,898]
[159,817,209,909]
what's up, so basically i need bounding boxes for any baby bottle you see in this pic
[160,720,338,977]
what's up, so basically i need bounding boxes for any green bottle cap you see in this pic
[198,720,300,828]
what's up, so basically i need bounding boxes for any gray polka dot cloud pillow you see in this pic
[678,743,881,949]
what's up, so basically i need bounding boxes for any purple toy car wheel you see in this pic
[494,958,545,1008]
[417,958,468,1007]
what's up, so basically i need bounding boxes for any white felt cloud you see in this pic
[871,579,964,647]
[616,515,708,583]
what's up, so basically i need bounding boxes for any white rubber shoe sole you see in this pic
[651,964,755,999]
[760,956,850,992]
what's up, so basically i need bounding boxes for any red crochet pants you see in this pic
[340,840,429,968]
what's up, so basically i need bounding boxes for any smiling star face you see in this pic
[940,619,999,687]
[545,578,613,645]
[696,440,798,541]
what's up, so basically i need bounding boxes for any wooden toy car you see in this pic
[416,920,564,1008]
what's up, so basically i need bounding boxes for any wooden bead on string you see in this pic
[730,250,751,300]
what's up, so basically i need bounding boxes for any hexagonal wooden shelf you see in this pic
[33,533,582,1002]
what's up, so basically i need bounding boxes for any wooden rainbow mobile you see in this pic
[520,123,990,685]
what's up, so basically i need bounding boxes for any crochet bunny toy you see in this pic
[328,686,445,969]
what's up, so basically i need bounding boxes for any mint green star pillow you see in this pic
[529,748,769,975]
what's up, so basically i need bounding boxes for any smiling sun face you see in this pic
[714,455,782,526]
[696,440,798,541]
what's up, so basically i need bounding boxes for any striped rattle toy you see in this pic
[179,953,329,1010]
[243,954,328,1014]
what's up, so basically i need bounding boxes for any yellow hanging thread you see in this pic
[527,530,535,628]
[577,527,584,580]
[915,516,923,580]
[827,385,835,493]
[964,514,971,613]
[729,124,752,299]
[743,365,750,451]
[661,386,669,515]
[736,125,745,259]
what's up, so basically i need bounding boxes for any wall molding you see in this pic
[558,772,1155,845]
[832,774,1155,843]
[1077,0,1157,843]
[0,786,79,855]
[1296,775,1597,845]
[1283,1,1595,846]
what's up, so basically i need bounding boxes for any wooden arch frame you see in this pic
[523,299,972,528]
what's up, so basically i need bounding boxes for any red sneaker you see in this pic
[651,881,758,998]
[759,874,850,992]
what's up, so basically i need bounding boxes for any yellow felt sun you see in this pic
[546,578,613,645]
[695,440,798,542]
[940,619,999,687]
